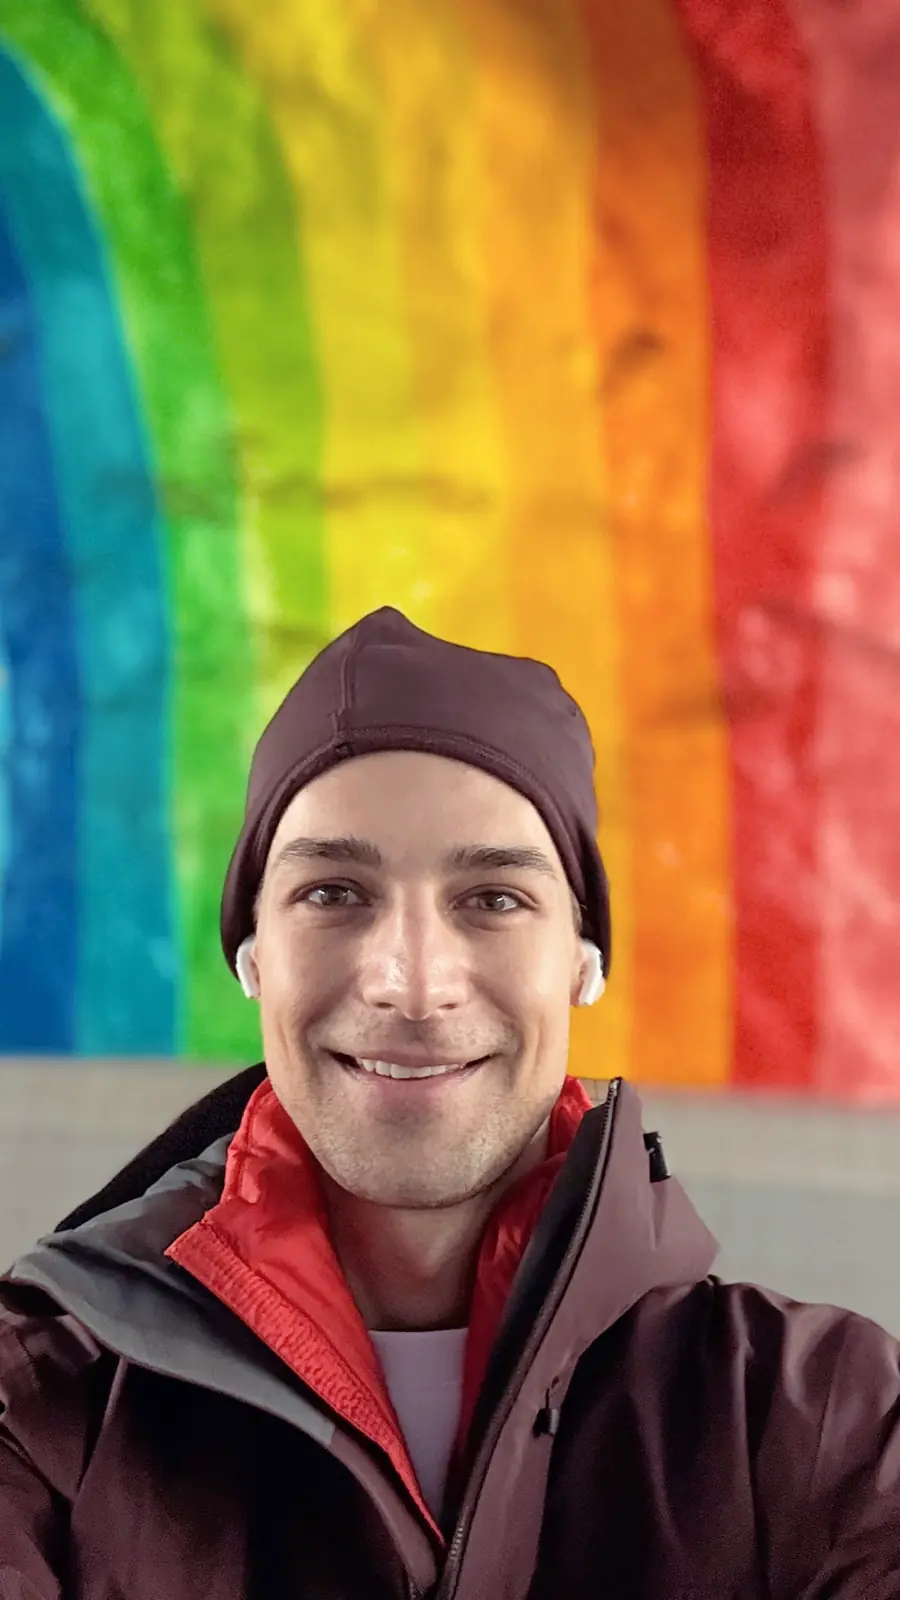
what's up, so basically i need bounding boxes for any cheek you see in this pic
[257,919,348,1022]
[485,932,574,1018]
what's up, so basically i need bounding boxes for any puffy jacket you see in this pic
[1,1067,899,1599]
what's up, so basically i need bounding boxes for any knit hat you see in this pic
[221,608,610,973]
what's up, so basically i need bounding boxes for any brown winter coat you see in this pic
[1,1068,899,1599]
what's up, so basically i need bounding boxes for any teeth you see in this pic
[357,1059,466,1080]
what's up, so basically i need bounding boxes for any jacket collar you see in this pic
[164,1073,593,1531]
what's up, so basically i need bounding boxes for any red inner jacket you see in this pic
[167,1075,591,1532]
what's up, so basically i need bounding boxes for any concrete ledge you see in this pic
[2,1062,900,1332]
[0,1060,235,1139]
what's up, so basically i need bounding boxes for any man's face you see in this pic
[253,750,584,1209]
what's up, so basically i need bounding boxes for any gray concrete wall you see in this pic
[2,1062,899,1334]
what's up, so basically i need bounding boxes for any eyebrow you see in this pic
[269,836,559,879]
[444,844,559,878]
[269,836,383,873]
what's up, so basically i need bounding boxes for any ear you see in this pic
[574,939,605,1007]
[235,936,261,1000]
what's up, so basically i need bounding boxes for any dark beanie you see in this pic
[221,608,610,972]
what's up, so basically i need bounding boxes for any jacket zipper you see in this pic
[433,1079,621,1600]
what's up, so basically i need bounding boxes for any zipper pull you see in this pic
[533,1384,561,1438]
[644,1129,670,1182]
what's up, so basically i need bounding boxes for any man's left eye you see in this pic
[468,891,522,914]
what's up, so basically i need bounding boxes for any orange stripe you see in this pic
[581,0,733,1088]
[454,0,632,1084]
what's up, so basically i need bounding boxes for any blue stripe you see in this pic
[0,49,175,1053]
[0,603,10,952]
[0,199,79,1049]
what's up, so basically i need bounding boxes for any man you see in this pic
[1,607,898,1599]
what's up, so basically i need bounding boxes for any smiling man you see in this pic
[255,756,587,1277]
[2,608,900,1599]
[243,749,595,1356]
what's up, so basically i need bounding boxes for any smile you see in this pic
[329,1052,488,1081]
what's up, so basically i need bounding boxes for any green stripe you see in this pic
[2,0,260,1059]
[81,0,329,1051]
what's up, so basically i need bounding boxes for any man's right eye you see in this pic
[302,884,364,909]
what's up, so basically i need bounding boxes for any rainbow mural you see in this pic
[1,0,900,1099]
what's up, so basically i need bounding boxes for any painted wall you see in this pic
[2,3,900,1097]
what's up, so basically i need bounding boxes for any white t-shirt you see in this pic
[370,1326,468,1518]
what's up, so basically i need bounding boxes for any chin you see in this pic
[332,1161,490,1211]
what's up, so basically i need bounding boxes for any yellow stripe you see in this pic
[211,0,436,643]
[455,0,632,1082]
[358,1,513,653]
[585,0,733,1088]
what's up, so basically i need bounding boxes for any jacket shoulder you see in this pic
[677,1276,900,1469]
[709,1272,899,1354]
[709,1278,900,1594]
[0,1279,113,1501]
[556,1280,900,1596]
[708,1274,900,1409]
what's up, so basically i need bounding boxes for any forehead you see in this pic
[269,750,562,866]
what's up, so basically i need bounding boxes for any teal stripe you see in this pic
[0,49,175,1052]
[0,184,80,1048]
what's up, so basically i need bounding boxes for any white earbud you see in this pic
[576,939,605,1007]
[235,936,260,1000]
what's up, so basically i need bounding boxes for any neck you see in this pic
[321,1128,550,1331]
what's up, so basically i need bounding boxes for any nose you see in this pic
[357,900,470,1019]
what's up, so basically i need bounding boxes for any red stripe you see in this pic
[790,1,900,1103]
[671,0,831,1090]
